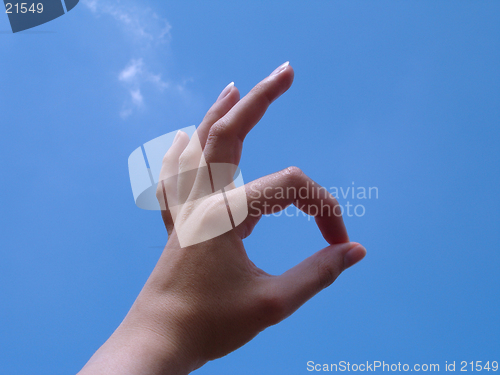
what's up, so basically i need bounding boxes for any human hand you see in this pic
[78,62,366,375]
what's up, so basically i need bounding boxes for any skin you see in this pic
[78,62,367,375]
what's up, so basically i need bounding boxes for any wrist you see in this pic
[78,295,205,375]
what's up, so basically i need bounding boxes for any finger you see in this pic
[267,242,366,322]
[159,81,238,189]
[156,82,239,233]
[238,166,349,245]
[203,62,294,165]
[196,82,240,149]
[177,130,208,204]
[175,83,239,202]
[156,131,190,231]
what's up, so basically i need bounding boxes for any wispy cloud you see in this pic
[118,58,169,118]
[82,0,171,43]
[82,0,187,119]
[118,58,169,90]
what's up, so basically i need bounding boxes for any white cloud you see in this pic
[119,87,143,119]
[118,58,170,90]
[82,0,187,118]
[130,89,143,106]
[81,0,171,43]
[118,58,170,118]
[119,58,143,82]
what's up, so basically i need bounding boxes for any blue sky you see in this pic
[1,1,499,374]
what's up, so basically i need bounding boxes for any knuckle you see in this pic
[162,153,171,164]
[178,150,200,172]
[204,193,226,212]
[162,148,178,165]
[155,184,163,200]
[203,107,217,121]
[285,166,305,184]
[177,152,189,169]
[316,259,340,289]
[249,82,272,106]
[155,185,168,209]
[190,193,227,223]
[208,119,234,140]
[256,290,287,326]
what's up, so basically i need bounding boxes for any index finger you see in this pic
[226,166,350,245]
[203,62,294,165]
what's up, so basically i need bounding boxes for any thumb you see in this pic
[270,242,366,321]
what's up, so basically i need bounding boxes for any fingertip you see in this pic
[173,130,182,143]
[216,82,234,102]
[168,130,190,154]
[276,64,294,100]
[216,82,240,102]
[230,85,241,102]
[177,130,190,142]
[343,242,367,269]
[283,63,294,83]
[168,130,189,150]
[214,84,240,112]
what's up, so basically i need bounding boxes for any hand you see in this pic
[78,62,366,375]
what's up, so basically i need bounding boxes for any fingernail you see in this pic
[173,130,181,143]
[343,243,367,269]
[270,61,289,76]
[216,82,234,102]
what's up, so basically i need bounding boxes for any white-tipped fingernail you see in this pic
[270,61,289,76]
[216,82,234,102]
